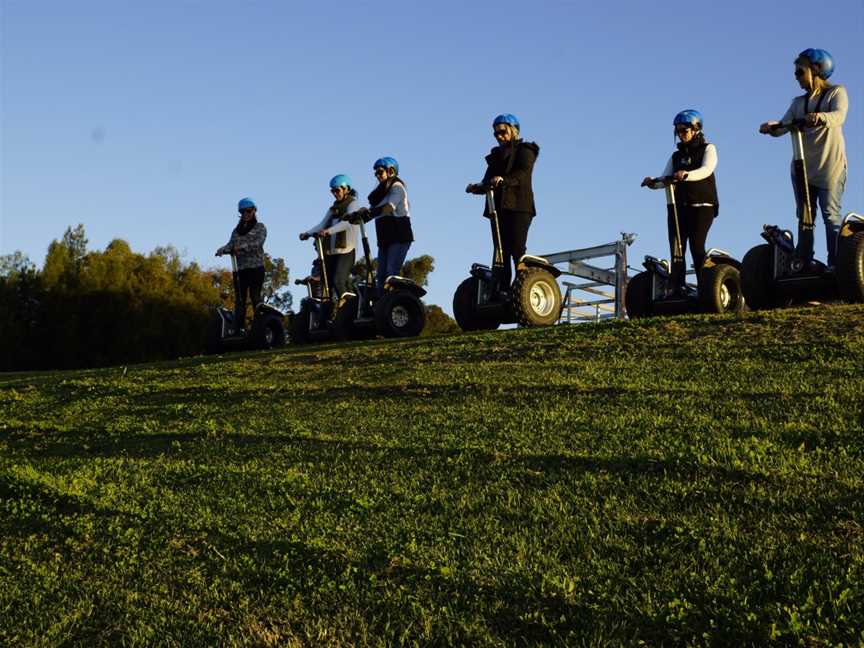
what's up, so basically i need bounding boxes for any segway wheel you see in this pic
[291,304,313,345]
[699,264,745,314]
[374,290,426,338]
[453,277,500,331]
[836,231,864,303]
[740,244,775,310]
[512,267,561,327]
[250,312,286,350]
[332,296,359,341]
[205,310,226,354]
[624,272,653,319]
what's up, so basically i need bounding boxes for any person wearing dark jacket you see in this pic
[466,113,540,291]
[641,109,719,294]
[216,197,267,333]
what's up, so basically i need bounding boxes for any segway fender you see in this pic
[254,303,285,319]
[516,254,561,278]
[470,263,494,283]
[643,255,670,278]
[703,249,741,271]
[383,275,427,298]
[760,225,796,253]
[839,212,864,238]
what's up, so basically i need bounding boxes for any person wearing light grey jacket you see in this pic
[299,174,361,299]
[760,48,849,267]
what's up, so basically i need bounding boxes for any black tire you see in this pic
[836,231,864,303]
[512,267,561,327]
[624,271,653,319]
[453,277,500,331]
[204,311,225,354]
[290,303,313,345]
[250,312,286,350]
[374,290,426,338]
[741,244,775,310]
[699,263,745,314]
[331,296,359,341]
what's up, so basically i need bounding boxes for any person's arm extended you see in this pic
[369,185,404,219]
[816,86,848,128]
[303,211,331,237]
[683,144,717,181]
[645,157,675,189]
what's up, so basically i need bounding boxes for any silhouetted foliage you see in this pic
[422,304,459,336]
[0,226,291,370]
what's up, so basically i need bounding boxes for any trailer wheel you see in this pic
[700,264,745,313]
[512,267,561,327]
[624,272,653,319]
[836,231,864,303]
[741,244,776,310]
[453,277,500,331]
[251,312,286,349]
[375,290,426,338]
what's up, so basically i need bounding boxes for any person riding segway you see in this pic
[207,197,286,352]
[340,157,427,338]
[456,114,561,329]
[745,48,864,307]
[627,110,744,317]
[299,175,361,301]
[292,175,363,344]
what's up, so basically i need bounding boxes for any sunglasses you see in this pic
[374,167,387,176]
[676,125,693,133]
[239,208,255,215]
[794,68,806,78]
[493,129,509,137]
[330,187,344,194]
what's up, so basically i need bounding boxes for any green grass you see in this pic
[1,305,863,646]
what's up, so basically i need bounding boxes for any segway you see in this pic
[453,184,562,330]
[625,177,744,318]
[206,254,288,354]
[292,221,427,344]
[338,211,427,339]
[741,119,864,309]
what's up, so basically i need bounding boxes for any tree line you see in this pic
[0,225,456,371]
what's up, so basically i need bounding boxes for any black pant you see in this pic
[491,210,533,288]
[324,250,355,299]
[234,266,265,330]
[667,205,714,290]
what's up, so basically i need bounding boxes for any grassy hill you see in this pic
[1,305,862,646]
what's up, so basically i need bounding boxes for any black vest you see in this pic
[671,141,719,215]
[369,178,414,246]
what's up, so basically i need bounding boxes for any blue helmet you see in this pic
[237,197,256,211]
[329,174,352,189]
[493,113,520,129]
[373,157,399,174]
[798,48,834,79]
[673,109,703,130]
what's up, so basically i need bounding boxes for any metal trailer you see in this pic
[541,233,636,323]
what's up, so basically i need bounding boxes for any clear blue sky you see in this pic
[1,0,862,314]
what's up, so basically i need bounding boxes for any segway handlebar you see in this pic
[768,118,808,133]
[642,175,684,187]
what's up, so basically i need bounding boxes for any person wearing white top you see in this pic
[299,175,361,299]
[759,48,848,267]
[641,109,720,294]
